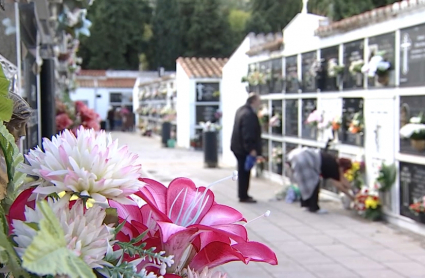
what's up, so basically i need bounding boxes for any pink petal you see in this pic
[232,241,278,265]
[166,178,214,225]
[192,224,248,242]
[156,221,195,243]
[199,204,246,226]
[197,232,231,250]
[189,241,246,271]
[137,178,168,213]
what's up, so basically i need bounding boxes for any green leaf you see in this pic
[0,122,26,210]
[0,66,13,122]
[0,205,30,278]
[22,201,95,278]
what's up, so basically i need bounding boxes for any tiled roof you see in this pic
[176,57,228,78]
[77,78,136,88]
[77,70,107,76]
[315,0,425,37]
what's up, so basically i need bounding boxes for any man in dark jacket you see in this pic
[231,93,262,203]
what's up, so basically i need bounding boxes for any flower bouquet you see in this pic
[241,71,266,86]
[159,106,176,122]
[269,113,281,128]
[354,187,383,221]
[349,112,364,134]
[362,51,392,85]
[344,160,365,191]
[306,110,322,128]
[327,58,345,78]
[332,116,341,131]
[56,99,100,133]
[349,60,364,75]
[400,114,425,151]
[409,197,425,223]
[0,127,278,278]
[375,163,397,192]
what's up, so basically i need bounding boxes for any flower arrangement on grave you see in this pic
[361,51,392,85]
[269,113,281,128]
[0,127,278,278]
[349,60,364,75]
[409,198,425,214]
[354,187,383,221]
[160,106,176,122]
[327,58,345,78]
[241,70,266,86]
[200,121,221,132]
[344,160,365,191]
[271,147,283,165]
[375,162,397,192]
[349,112,364,134]
[213,90,220,98]
[400,113,425,151]
[306,110,322,128]
[56,99,100,133]
[332,115,342,131]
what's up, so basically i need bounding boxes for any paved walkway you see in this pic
[111,132,425,278]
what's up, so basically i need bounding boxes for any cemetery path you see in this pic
[112,131,425,278]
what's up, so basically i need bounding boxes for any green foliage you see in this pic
[78,0,153,70]
[245,0,301,34]
[0,66,13,122]
[377,163,397,192]
[152,0,181,71]
[0,122,25,210]
[364,206,383,221]
[186,0,232,58]
[0,206,31,278]
[21,201,95,278]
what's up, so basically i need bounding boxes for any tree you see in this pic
[228,9,250,48]
[78,0,153,70]
[332,0,374,21]
[245,0,301,34]
[186,0,232,57]
[152,0,181,70]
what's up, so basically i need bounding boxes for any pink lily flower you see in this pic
[111,177,277,274]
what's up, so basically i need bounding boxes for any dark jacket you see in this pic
[231,104,262,156]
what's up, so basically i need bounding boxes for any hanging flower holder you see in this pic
[377,71,390,86]
[355,72,363,87]
[410,139,425,151]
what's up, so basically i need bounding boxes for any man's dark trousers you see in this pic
[235,154,250,200]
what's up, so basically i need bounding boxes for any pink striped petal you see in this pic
[199,204,245,225]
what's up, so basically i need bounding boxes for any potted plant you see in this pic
[400,114,425,151]
[327,58,345,88]
[349,60,364,87]
[255,156,266,178]
[362,51,392,86]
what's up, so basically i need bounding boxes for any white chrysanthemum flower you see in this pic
[13,199,113,268]
[400,123,425,139]
[186,267,227,278]
[20,127,144,203]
